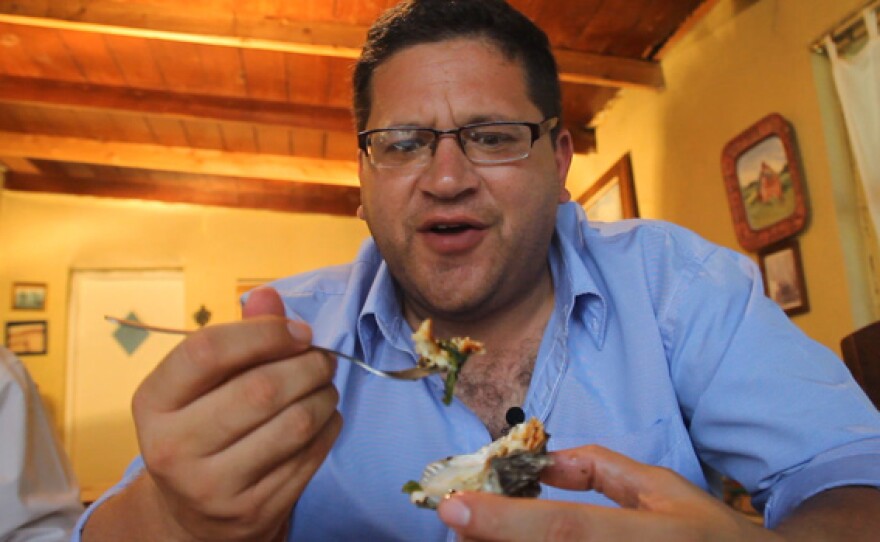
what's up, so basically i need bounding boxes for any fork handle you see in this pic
[308,345,394,379]
[106,315,404,380]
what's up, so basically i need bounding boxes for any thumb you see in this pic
[242,287,286,319]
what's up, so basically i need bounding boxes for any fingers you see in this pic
[252,411,343,512]
[437,446,761,542]
[125,284,344,541]
[188,412,343,540]
[242,287,287,319]
[242,287,313,366]
[159,399,343,528]
[144,413,343,542]
[542,445,693,510]
[135,317,314,413]
[150,350,337,458]
[219,382,340,490]
[438,492,666,542]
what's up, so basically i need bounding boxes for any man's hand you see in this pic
[437,445,781,542]
[84,288,342,542]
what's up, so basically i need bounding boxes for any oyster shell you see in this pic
[403,418,552,509]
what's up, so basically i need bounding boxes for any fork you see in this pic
[104,315,433,381]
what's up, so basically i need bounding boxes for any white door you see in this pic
[65,269,185,501]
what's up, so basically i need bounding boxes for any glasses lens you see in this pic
[368,129,434,168]
[462,124,532,163]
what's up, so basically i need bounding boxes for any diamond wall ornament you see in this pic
[112,311,149,355]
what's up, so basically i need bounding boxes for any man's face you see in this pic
[358,38,573,322]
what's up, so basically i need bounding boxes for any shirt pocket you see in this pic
[550,417,685,466]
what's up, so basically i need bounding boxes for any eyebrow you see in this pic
[377,115,522,130]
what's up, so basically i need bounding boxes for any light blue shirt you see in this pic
[74,202,880,541]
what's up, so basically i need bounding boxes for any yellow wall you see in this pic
[1,0,872,446]
[567,0,869,354]
[0,190,370,436]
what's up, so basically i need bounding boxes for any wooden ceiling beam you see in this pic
[0,155,41,174]
[0,12,363,59]
[0,131,360,187]
[4,171,361,216]
[0,10,664,90]
[0,75,355,133]
[555,50,664,89]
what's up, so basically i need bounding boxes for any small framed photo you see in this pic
[576,153,639,222]
[758,239,809,316]
[5,320,48,356]
[11,282,47,311]
[721,113,809,252]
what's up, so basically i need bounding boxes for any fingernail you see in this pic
[286,320,310,343]
[440,497,471,527]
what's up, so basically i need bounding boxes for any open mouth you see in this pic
[428,223,475,234]
[418,219,487,253]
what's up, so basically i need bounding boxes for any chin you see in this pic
[413,282,496,321]
[392,257,500,317]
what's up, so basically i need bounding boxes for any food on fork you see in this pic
[402,417,552,509]
[412,319,485,405]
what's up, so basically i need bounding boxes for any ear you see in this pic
[554,128,574,203]
[358,149,366,177]
[357,151,367,220]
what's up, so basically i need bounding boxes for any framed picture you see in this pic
[5,320,48,356]
[758,239,809,316]
[576,153,639,221]
[721,113,809,252]
[11,282,47,310]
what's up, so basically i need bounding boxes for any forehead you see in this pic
[366,37,541,127]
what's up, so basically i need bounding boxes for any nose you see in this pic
[418,134,480,199]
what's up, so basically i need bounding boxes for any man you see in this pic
[78,0,880,540]
[1,346,83,541]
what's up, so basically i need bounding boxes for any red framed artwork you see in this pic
[5,320,48,356]
[721,113,809,252]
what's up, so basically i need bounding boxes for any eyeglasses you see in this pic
[358,117,558,170]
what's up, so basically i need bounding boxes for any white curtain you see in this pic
[826,8,880,239]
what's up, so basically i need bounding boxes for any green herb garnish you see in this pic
[402,480,423,494]
[439,340,469,405]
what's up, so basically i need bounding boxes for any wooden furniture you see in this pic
[841,320,880,409]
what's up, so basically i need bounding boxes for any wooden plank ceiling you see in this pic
[0,0,709,216]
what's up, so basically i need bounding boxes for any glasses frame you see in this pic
[357,117,559,168]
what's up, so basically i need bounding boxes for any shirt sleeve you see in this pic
[0,347,84,541]
[659,244,880,527]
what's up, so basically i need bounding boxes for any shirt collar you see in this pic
[550,201,609,349]
[357,246,414,365]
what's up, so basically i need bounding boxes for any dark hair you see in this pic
[352,0,562,137]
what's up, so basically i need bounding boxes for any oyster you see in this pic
[412,319,485,405]
[403,418,552,509]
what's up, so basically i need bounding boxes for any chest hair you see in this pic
[454,337,541,439]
